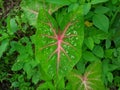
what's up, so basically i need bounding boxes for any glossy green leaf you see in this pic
[54,78,65,89]
[84,37,94,50]
[107,72,113,83]
[32,71,41,84]
[83,3,91,15]
[7,17,18,35]
[67,61,105,90]
[102,59,109,75]
[0,30,9,41]
[92,45,104,58]
[32,6,84,78]
[37,81,55,90]
[76,59,85,74]
[91,0,108,4]
[95,6,109,14]
[0,39,9,58]
[12,61,24,71]
[83,51,99,62]
[105,39,111,49]
[68,3,79,12]
[88,27,108,42]
[105,49,114,58]
[93,14,109,32]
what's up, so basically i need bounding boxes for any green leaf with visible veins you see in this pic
[32,6,84,78]
[67,61,105,90]
[21,0,63,26]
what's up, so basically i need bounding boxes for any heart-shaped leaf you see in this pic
[32,6,84,78]
[67,61,105,90]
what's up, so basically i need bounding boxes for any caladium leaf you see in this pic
[32,6,84,78]
[21,0,63,26]
[67,61,105,90]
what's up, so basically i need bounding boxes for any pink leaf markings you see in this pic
[40,21,78,73]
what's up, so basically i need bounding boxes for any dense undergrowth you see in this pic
[0,0,120,90]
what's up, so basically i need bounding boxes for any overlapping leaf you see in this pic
[67,61,105,90]
[21,0,63,26]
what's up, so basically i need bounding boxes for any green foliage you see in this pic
[0,0,120,90]
[67,61,105,90]
[93,14,109,32]
[32,5,84,79]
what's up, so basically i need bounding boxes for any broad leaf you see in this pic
[107,72,113,83]
[92,45,104,58]
[84,37,94,50]
[7,17,18,35]
[83,51,99,62]
[67,61,105,90]
[0,39,9,58]
[32,6,84,78]
[83,3,91,15]
[91,0,108,4]
[12,61,24,71]
[37,81,55,90]
[93,14,109,33]
[94,6,109,14]
[105,39,111,49]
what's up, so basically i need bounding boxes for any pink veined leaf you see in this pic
[34,7,84,78]
[67,61,106,90]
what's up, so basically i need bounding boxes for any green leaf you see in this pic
[112,0,118,4]
[105,49,114,58]
[92,45,104,58]
[54,78,65,89]
[12,61,24,71]
[23,62,33,79]
[12,82,19,87]
[91,0,108,4]
[94,6,109,14]
[93,14,109,32]
[105,39,111,49]
[89,27,108,42]
[83,3,91,15]
[0,39,9,58]
[67,61,105,90]
[84,37,94,50]
[33,6,84,78]
[7,17,18,35]
[37,81,55,90]
[20,0,40,26]
[32,71,41,84]
[83,51,99,62]
[102,59,109,75]
[0,31,9,41]
[76,59,85,74]
[21,0,63,26]
[107,72,113,83]
[68,3,79,12]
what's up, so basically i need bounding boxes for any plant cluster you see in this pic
[0,0,120,90]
